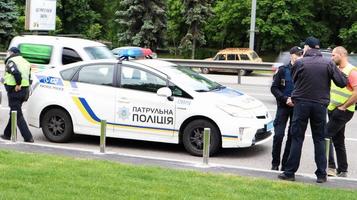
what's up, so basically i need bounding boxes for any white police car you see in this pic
[27,50,273,156]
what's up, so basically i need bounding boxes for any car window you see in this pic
[227,54,236,60]
[77,64,114,86]
[120,66,167,93]
[18,43,52,64]
[251,52,259,59]
[214,54,226,60]
[84,46,115,60]
[239,54,250,60]
[168,82,192,98]
[62,47,83,65]
[60,66,80,81]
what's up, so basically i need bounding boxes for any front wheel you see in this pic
[201,67,210,74]
[41,108,73,142]
[182,119,221,156]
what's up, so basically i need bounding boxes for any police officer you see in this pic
[278,37,347,183]
[0,47,34,142]
[271,46,302,171]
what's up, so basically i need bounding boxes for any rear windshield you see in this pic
[19,43,52,64]
[84,46,115,60]
[251,52,259,59]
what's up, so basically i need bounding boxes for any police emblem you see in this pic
[118,107,130,120]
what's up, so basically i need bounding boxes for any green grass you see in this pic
[0,150,355,200]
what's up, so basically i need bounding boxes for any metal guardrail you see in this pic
[161,58,276,71]
[0,52,6,61]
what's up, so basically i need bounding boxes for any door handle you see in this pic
[118,98,130,103]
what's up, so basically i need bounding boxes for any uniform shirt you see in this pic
[271,63,293,106]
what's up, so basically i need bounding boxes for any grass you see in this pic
[0,150,355,200]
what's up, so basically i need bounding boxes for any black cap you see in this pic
[289,46,303,55]
[8,47,20,54]
[304,36,320,49]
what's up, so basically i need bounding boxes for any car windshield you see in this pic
[84,46,115,60]
[168,66,223,92]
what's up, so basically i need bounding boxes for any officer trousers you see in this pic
[272,105,293,170]
[327,109,353,173]
[283,100,327,178]
[3,87,33,141]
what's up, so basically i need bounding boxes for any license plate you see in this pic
[265,121,274,132]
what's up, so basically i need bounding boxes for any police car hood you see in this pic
[198,87,264,109]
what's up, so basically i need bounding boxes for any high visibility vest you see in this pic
[328,64,356,112]
[4,56,31,87]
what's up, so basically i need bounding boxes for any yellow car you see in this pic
[203,48,262,75]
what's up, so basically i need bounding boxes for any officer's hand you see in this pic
[15,85,21,92]
[286,97,294,107]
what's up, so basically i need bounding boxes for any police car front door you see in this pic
[114,65,176,143]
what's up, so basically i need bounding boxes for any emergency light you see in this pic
[117,47,154,60]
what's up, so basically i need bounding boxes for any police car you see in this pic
[27,49,273,156]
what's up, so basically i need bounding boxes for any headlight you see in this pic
[217,104,254,118]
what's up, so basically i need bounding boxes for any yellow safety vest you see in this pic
[4,56,31,87]
[328,64,356,112]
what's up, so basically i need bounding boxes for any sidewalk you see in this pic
[0,139,356,190]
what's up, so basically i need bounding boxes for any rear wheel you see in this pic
[201,67,210,74]
[41,108,73,142]
[238,69,247,76]
[182,119,221,156]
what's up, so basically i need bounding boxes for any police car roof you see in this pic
[11,35,106,48]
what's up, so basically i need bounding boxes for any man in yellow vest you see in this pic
[326,46,357,177]
[0,47,34,142]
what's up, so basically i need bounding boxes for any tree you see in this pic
[116,0,167,50]
[339,22,357,52]
[166,0,186,55]
[180,0,213,59]
[0,0,18,49]
[57,0,99,34]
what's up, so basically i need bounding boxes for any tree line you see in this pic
[0,0,356,58]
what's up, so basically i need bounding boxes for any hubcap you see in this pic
[189,128,204,150]
[48,116,65,136]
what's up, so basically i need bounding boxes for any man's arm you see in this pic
[6,61,22,85]
[339,70,357,110]
[270,67,287,103]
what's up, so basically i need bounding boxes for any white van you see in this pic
[7,35,115,72]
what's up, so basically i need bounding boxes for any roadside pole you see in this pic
[203,128,211,165]
[11,111,17,142]
[100,120,107,153]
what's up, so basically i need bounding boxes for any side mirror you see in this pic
[157,87,172,97]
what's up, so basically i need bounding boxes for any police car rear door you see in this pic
[71,63,116,135]
[114,65,176,143]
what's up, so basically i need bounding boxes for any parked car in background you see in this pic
[203,48,263,76]
[8,35,115,73]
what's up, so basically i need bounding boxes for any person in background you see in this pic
[270,46,303,171]
[278,37,347,183]
[0,47,34,143]
[326,46,357,177]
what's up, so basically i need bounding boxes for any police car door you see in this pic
[71,63,115,135]
[114,65,176,142]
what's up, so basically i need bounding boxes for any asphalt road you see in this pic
[0,70,357,179]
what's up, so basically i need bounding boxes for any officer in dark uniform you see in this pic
[271,46,303,171]
[0,47,34,142]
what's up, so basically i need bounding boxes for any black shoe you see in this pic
[316,177,327,183]
[24,138,34,143]
[271,166,279,171]
[0,135,10,140]
[278,173,295,181]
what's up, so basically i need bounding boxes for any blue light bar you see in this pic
[118,47,143,60]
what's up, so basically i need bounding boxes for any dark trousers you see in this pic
[272,105,293,170]
[284,100,327,178]
[3,88,33,141]
[326,109,353,173]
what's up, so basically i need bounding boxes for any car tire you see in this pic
[201,67,210,74]
[41,108,73,143]
[182,119,221,156]
[239,69,247,76]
